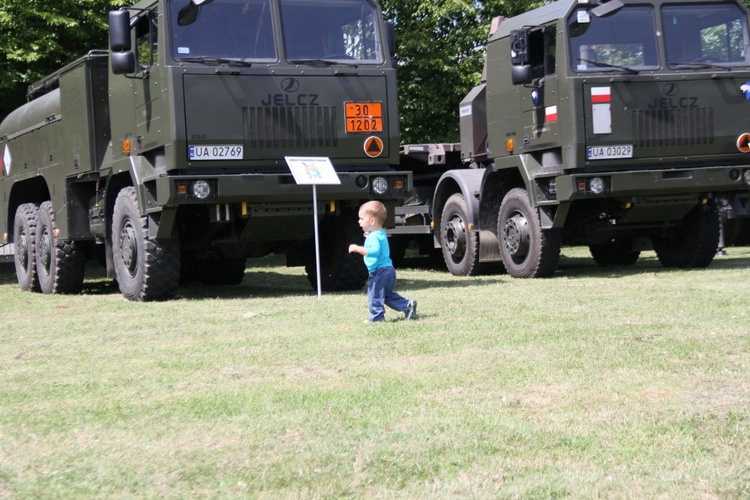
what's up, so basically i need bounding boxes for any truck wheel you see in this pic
[197,258,246,285]
[13,203,41,292]
[653,202,719,268]
[440,193,481,276]
[589,238,640,266]
[497,188,560,278]
[112,187,180,301]
[35,201,84,294]
[305,211,367,291]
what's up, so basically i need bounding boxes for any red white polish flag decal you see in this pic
[545,105,558,122]
[591,86,611,103]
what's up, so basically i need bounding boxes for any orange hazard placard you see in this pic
[737,133,750,153]
[346,102,383,133]
[363,136,384,158]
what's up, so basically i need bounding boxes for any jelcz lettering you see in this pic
[260,94,320,106]
[647,97,699,109]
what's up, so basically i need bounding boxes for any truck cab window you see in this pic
[280,0,382,63]
[170,0,276,62]
[569,6,658,72]
[663,4,749,67]
[135,9,159,70]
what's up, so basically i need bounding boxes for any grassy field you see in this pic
[0,247,748,497]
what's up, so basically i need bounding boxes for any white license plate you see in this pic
[587,144,633,160]
[188,145,243,161]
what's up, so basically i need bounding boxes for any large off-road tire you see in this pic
[35,201,85,294]
[197,257,246,285]
[13,203,41,292]
[589,238,640,266]
[305,211,367,291]
[440,193,481,276]
[112,187,180,301]
[497,188,561,278]
[653,201,720,268]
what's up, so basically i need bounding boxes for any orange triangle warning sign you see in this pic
[364,136,384,158]
[738,133,750,153]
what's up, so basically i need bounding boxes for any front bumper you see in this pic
[556,165,750,201]
[153,170,413,207]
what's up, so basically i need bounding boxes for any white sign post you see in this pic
[285,156,341,298]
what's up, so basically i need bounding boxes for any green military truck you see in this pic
[0,0,410,300]
[394,0,750,277]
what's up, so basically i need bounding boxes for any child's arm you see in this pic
[348,244,367,256]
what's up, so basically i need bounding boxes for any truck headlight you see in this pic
[193,180,212,199]
[744,169,750,186]
[371,176,388,195]
[589,177,606,195]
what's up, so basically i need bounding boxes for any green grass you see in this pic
[1,247,749,497]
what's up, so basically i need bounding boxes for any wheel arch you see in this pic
[479,167,526,237]
[432,169,484,248]
[7,176,51,240]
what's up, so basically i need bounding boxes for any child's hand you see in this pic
[349,244,366,256]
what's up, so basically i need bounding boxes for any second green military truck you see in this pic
[396,0,750,277]
[0,0,410,300]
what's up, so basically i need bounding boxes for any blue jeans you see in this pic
[367,266,409,322]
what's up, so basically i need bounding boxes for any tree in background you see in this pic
[381,0,541,143]
[0,0,128,119]
[0,0,540,133]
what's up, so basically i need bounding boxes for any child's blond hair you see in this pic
[361,200,387,225]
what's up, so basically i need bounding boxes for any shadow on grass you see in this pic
[3,247,748,300]
[557,248,750,279]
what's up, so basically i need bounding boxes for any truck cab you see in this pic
[0,0,410,300]
[435,0,750,277]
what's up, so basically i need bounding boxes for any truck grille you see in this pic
[242,107,338,149]
[631,108,714,148]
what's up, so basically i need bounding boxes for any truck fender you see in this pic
[107,153,162,216]
[432,169,485,246]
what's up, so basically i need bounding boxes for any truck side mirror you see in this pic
[111,52,137,75]
[511,65,533,85]
[510,28,533,84]
[510,28,529,65]
[109,10,131,52]
[109,10,137,75]
[178,0,215,26]
[385,21,396,59]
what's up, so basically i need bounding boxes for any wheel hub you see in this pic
[17,233,28,268]
[444,215,466,259]
[38,229,52,272]
[119,221,138,276]
[503,213,530,257]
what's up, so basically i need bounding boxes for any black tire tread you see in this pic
[653,202,719,269]
[497,188,560,279]
[36,201,85,294]
[440,193,481,276]
[13,203,40,292]
[113,187,180,301]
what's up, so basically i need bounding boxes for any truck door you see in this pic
[520,25,560,152]
[132,7,163,153]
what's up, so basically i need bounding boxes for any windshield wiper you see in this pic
[577,57,639,75]
[178,56,253,67]
[289,58,359,67]
[670,61,732,71]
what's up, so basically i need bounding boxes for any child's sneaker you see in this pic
[405,300,417,320]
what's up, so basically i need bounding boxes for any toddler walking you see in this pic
[348,201,417,322]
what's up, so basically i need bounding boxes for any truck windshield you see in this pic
[170,0,276,62]
[569,6,658,72]
[663,4,749,68]
[280,0,383,64]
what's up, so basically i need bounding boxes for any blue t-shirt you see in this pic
[363,229,393,272]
